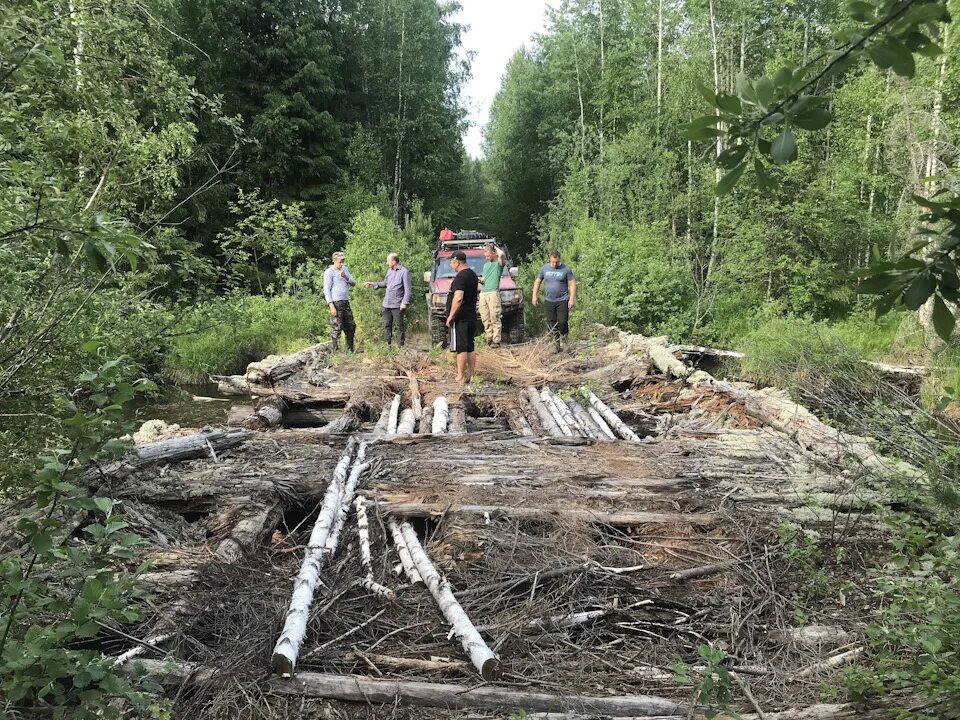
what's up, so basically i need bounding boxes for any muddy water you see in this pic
[128,384,252,429]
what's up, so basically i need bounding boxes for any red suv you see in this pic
[424,230,525,346]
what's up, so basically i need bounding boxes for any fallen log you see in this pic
[374,405,391,435]
[419,407,434,436]
[214,501,283,563]
[796,647,864,678]
[586,405,617,441]
[448,407,467,435]
[354,496,394,599]
[129,659,687,716]
[431,397,449,435]
[541,389,574,436]
[505,404,535,436]
[272,438,357,675]
[318,413,361,435]
[211,374,251,396]
[282,407,344,428]
[526,386,562,437]
[324,446,371,558]
[407,372,423,419]
[242,396,285,430]
[397,409,417,435]
[387,394,402,435]
[547,388,582,436]
[400,522,500,679]
[378,501,716,528]
[566,398,609,442]
[583,390,641,443]
[387,518,423,585]
[134,429,248,465]
[245,343,328,385]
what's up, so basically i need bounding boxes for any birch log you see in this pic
[567,398,609,442]
[387,395,402,435]
[272,438,357,674]
[324,444,371,558]
[419,407,434,435]
[388,518,422,585]
[526,387,562,437]
[354,496,394,599]
[583,390,641,442]
[448,407,467,435]
[399,523,500,679]
[431,397,449,435]
[374,405,391,435]
[544,388,581,436]
[541,389,573,436]
[397,409,417,435]
[586,406,617,441]
[506,405,535,436]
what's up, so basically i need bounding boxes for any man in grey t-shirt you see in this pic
[532,251,577,351]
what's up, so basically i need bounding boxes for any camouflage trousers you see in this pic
[329,300,356,352]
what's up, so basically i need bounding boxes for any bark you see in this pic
[526,386,562,437]
[354,496,394,599]
[324,449,371,558]
[397,409,416,435]
[796,647,864,678]
[242,396,285,430]
[343,651,468,674]
[583,391,642,443]
[407,372,423,419]
[130,659,686,715]
[319,413,361,435]
[387,518,423,585]
[448,407,467,435]
[245,343,328,385]
[431,397,449,435]
[419,407,434,435]
[375,405,391,435]
[272,438,357,674]
[566,398,610,442]
[377,501,716,528]
[212,374,251,396]
[541,389,574,436]
[214,501,283,563]
[506,404,535,436]
[387,394,402,435]
[586,406,617,441]
[399,522,500,679]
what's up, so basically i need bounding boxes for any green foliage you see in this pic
[163,294,328,384]
[343,205,434,346]
[0,357,158,717]
[673,645,741,719]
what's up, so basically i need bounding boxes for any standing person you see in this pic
[445,251,479,384]
[323,251,357,352]
[532,251,577,351]
[478,244,506,348]
[364,253,412,347]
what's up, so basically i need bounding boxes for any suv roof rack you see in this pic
[435,230,504,254]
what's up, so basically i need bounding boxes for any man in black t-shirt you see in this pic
[445,251,479,384]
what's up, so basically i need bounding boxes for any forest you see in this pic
[2,0,960,717]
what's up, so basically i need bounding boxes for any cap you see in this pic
[332,251,346,261]
[451,251,467,262]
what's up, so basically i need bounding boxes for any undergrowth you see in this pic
[162,294,328,384]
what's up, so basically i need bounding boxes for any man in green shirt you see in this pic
[478,244,506,348]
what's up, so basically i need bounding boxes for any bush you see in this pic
[162,294,329,383]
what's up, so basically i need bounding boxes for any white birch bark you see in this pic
[400,522,500,679]
[431,397,449,434]
[388,518,422,585]
[526,386,562,437]
[387,394,402,435]
[397,408,416,435]
[354,496,394,599]
[540,388,574,436]
[272,438,357,674]
[583,390,641,443]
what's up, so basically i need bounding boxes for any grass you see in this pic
[162,294,329,384]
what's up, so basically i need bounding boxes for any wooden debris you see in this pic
[448,406,467,435]
[526,386,563,437]
[272,438,357,675]
[241,396,285,430]
[541,388,574,436]
[796,647,864,678]
[431,397,449,435]
[419,406,434,435]
[567,397,610,441]
[354,496,394,599]
[343,651,468,674]
[583,389,642,443]
[407,371,423,419]
[399,522,500,679]
[214,501,283,563]
[387,518,423,585]
[387,394,402,435]
[397,408,417,435]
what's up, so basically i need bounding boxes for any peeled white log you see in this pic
[399,522,500,679]
[387,518,422,585]
[586,406,617,441]
[583,390,641,443]
[354,496,394,599]
[397,408,417,435]
[272,438,357,675]
[544,388,581,436]
[448,407,467,435]
[796,647,863,678]
[431,397,449,435]
[419,407,434,435]
[324,445,371,558]
[566,398,609,442]
[111,633,172,667]
[526,386,562,437]
[387,395,402,435]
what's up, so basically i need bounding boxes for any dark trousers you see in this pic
[544,300,569,340]
[382,307,406,346]
[330,300,355,351]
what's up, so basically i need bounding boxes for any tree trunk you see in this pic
[583,390,641,443]
[526,386,563,437]
[431,397,449,434]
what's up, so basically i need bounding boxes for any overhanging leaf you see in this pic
[771,128,797,165]
[932,294,956,340]
[717,162,746,195]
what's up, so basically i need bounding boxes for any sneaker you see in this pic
[490,342,501,349]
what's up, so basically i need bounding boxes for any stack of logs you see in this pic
[374,395,467,437]
[519,386,642,442]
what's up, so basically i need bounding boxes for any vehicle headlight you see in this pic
[431,292,448,308]
[499,289,522,304]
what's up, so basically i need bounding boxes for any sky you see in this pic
[453,0,556,159]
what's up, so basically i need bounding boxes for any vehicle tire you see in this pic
[429,314,448,348]
[504,311,526,344]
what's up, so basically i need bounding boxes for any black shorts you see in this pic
[449,320,476,353]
